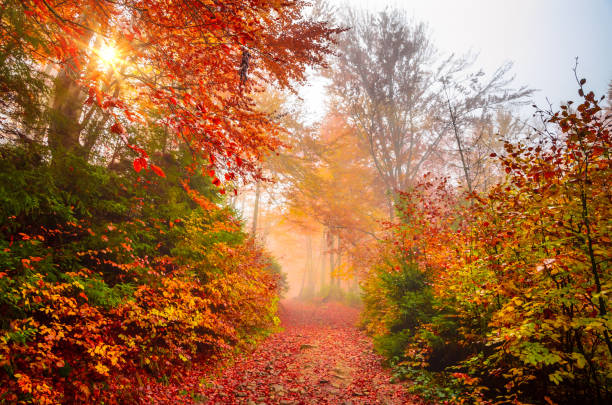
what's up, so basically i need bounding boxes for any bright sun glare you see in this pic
[98,43,119,66]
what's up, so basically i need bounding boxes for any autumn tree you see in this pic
[329,9,440,218]
[1,0,342,178]
[329,8,529,216]
[0,1,341,402]
[281,111,387,291]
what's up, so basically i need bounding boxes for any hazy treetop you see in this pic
[300,0,611,119]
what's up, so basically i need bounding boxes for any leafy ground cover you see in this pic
[140,300,421,405]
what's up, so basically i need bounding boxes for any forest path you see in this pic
[197,300,420,405]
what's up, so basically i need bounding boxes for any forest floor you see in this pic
[147,299,420,405]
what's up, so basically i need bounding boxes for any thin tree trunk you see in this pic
[319,229,327,291]
[300,236,314,298]
[251,181,261,235]
[328,230,335,286]
[443,82,473,193]
[306,235,314,293]
[335,235,341,287]
[299,260,307,297]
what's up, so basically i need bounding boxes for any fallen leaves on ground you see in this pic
[139,299,420,404]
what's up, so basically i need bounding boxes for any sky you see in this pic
[299,0,612,120]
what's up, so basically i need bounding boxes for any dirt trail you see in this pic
[198,300,419,405]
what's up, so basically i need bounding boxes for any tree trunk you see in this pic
[47,12,99,161]
[444,82,473,193]
[319,229,327,290]
[328,230,335,285]
[388,192,395,221]
[251,181,261,235]
[300,236,315,298]
[48,68,87,158]
[334,235,341,287]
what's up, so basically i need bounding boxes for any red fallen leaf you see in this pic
[133,158,147,173]
[212,177,221,187]
[219,188,226,195]
[150,164,166,178]
[236,156,243,166]
[79,292,88,301]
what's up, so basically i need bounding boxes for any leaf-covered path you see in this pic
[195,300,419,405]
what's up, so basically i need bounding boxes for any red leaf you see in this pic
[212,177,221,186]
[133,158,147,173]
[150,164,166,178]
[127,144,149,158]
